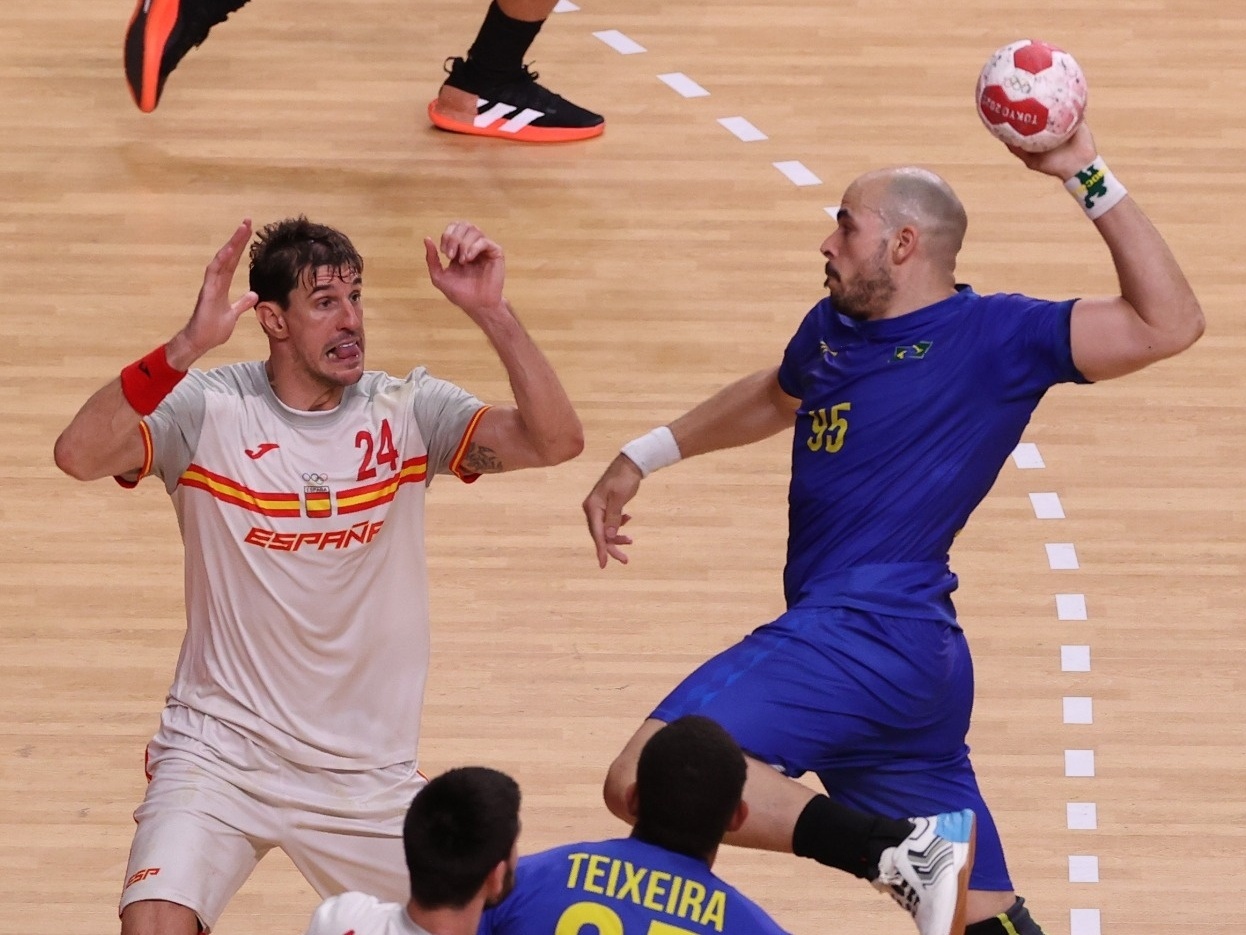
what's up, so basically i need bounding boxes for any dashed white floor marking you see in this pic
[1046,542,1079,569]
[718,116,767,141]
[1065,749,1096,777]
[1012,441,1046,468]
[1061,645,1091,672]
[593,30,646,54]
[1070,908,1102,935]
[1067,803,1098,830]
[1063,696,1093,724]
[773,161,821,186]
[1030,491,1065,519]
[658,73,710,98]
[1068,855,1100,883]
[1056,593,1087,620]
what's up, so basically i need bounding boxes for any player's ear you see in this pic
[725,799,749,834]
[255,300,287,339]
[623,782,640,820]
[892,225,918,264]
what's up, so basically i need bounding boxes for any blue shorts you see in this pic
[650,605,1013,891]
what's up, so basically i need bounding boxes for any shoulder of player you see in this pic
[308,890,389,928]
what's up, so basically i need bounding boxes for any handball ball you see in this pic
[976,39,1088,153]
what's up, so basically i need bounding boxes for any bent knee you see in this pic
[120,899,202,935]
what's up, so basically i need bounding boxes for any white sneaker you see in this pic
[873,809,976,935]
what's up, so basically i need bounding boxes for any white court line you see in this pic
[773,161,821,186]
[1057,593,1088,620]
[1063,696,1093,724]
[658,73,709,98]
[1067,803,1098,829]
[593,30,646,54]
[824,205,840,217]
[1065,749,1096,777]
[718,117,767,142]
[1012,442,1046,468]
[553,0,579,10]
[1030,492,1065,519]
[1046,542,1079,569]
[1071,909,1102,935]
[1061,645,1091,672]
[1068,855,1100,883]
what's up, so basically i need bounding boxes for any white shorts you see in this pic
[119,706,424,931]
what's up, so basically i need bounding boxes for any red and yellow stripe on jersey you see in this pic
[179,464,302,518]
[336,456,429,515]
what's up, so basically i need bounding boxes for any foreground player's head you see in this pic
[629,715,748,863]
[404,766,521,911]
[249,217,368,402]
[822,166,968,320]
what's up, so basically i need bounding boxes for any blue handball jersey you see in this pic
[776,286,1086,619]
[479,837,789,935]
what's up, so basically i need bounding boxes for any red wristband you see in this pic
[120,344,187,415]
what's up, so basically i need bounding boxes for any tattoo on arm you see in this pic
[461,443,504,474]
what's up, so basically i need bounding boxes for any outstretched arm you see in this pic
[1010,124,1204,381]
[53,220,259,481]
[582,367,798,567]
[424,222,583,473]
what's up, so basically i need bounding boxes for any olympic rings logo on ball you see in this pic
[1003,74,1033,94]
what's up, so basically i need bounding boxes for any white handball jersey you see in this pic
[120,361,487,770]
[305,893,433,935]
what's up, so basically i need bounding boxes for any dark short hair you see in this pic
[403,766,521,909]
[248,216,363,308]
[632,715,747,859]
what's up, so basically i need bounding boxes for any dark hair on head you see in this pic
[632,715,747,859]
[403,766,521,910]
[248,216,363,308]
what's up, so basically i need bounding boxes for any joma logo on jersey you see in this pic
[244,520,385,552]
[892,340,933,361]
[819,339,839,359]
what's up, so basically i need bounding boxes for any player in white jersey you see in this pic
[53,216,583,935]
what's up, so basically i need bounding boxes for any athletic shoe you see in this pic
[428,56,604,143]
[873,809,977,935]
[124,0,251,112]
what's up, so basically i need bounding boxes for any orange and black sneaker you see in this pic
[428,57,604,143]
[124,0,251,112]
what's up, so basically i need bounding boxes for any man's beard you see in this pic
[829,243,896,320]
[484,865,516,908]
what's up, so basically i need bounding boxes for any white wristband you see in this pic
[620,426,682,478]
[1064,157,1128,220]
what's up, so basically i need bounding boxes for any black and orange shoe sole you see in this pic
[427,100,605,143]
[124,0,183,113]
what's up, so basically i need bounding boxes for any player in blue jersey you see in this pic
[582,118,1204,935]
[302,717,792,935]
[480,716,790,935]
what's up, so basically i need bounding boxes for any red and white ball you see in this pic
[976,39,1088,153]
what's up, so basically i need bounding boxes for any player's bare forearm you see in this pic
[669,367,798,459]
[53,379,148,481]
[473,301,584,468]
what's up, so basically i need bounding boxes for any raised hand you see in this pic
[1007,122,1099,181]
[582,455,641,568]
[423,221,506,319]
[169,219,259,368]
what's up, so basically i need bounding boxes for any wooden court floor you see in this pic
[1,0,1243,932]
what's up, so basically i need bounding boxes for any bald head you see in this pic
[848,167,968,268]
